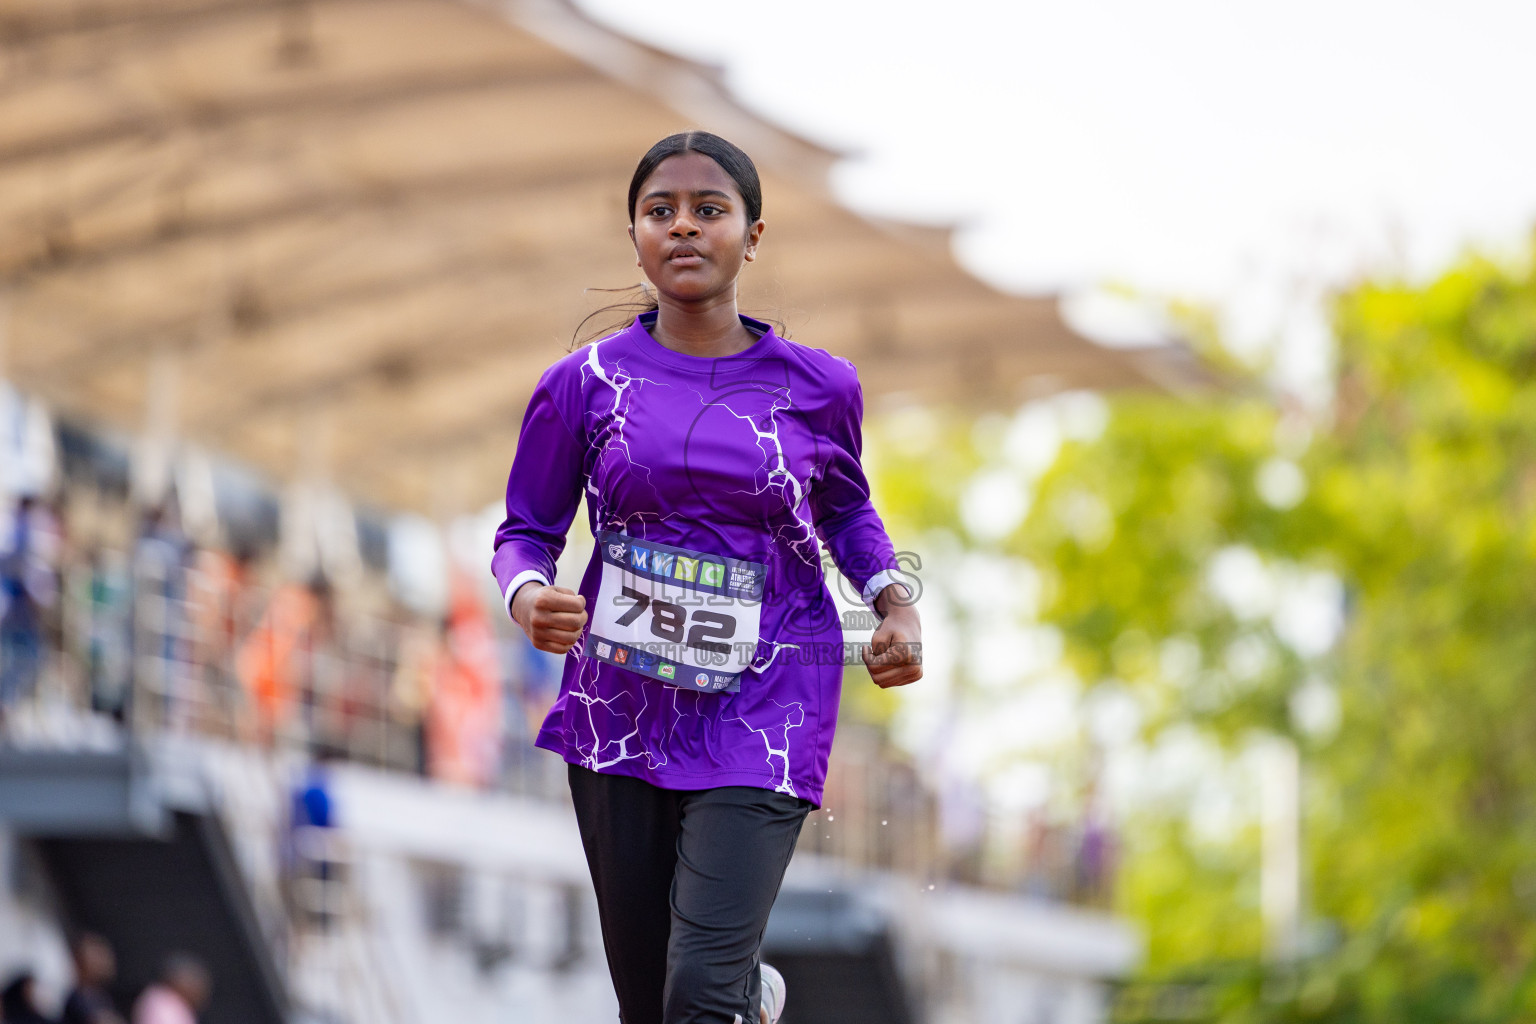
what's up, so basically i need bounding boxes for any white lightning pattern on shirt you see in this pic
[749,640,802,673]
[563,339,675,771]
[582,340,691,536]
[566,646,670,771]
[730,700,806,797]
[682,378,821,789]
[687,382,816,685]
[691,384,820,569]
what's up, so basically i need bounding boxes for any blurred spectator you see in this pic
[186,544,256,738]
[1,496,60,712]
[132,505,193,732]
[81,550,133,721]
[1020,812,1065,901]
[283,752,341,931]
[1076,815,1115,907]
[1,970,56,1024]
[294,751,337,832]
[426,572,502,787]
[130,955,208,1024]
[514,628,562,737]
[389,622,436,775]
[236,581,320,745]
[62,933,124,1024]
[300,577,341,753]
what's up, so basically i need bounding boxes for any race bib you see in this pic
[585,530,766,693]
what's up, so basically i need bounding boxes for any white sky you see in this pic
[576,0,1536,395]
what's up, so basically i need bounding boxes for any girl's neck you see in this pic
[649,292,758,358]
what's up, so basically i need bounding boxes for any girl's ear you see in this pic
[628,223,641,267]
[743,219,766,263]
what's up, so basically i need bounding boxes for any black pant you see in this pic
[568,764,813,1024]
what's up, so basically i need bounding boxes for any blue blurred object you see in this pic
[293,762,334,831]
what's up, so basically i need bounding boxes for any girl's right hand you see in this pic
[511,583,588,655]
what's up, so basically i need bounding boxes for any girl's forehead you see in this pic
[639,152,740,196]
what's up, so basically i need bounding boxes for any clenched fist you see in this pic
[511,582,589,655]
[862,583,922,689]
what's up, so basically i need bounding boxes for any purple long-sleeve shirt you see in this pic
[491,312,902,805]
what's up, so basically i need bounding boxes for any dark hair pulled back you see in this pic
[572,131,768,347]
[627,131,763,224]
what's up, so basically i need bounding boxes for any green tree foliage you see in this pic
[876,237,1536,1022]
[1055,241,1536,1022]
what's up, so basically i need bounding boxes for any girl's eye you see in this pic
[699,205,723,216]
[648,205,672,217]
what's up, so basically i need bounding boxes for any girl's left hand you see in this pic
[862,584,922,689]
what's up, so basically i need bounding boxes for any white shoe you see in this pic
[760,962,786,1024]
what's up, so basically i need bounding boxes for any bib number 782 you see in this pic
[616,586,736,655]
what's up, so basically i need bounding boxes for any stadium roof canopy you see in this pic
[0,0,1206,512]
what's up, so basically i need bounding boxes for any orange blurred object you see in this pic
[236,584,319,743]
[426,572,503,786]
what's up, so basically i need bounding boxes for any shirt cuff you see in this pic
[503,570,552,620]
[861,570,908,618]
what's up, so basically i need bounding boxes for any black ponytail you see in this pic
[571,284,662,348]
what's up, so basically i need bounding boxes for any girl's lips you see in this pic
[667,253,705,266]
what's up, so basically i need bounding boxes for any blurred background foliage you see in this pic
[869,231,1536,1022]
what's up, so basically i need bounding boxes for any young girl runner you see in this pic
[492,131,922,1024]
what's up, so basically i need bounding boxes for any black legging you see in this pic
[568,763,813,1024]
